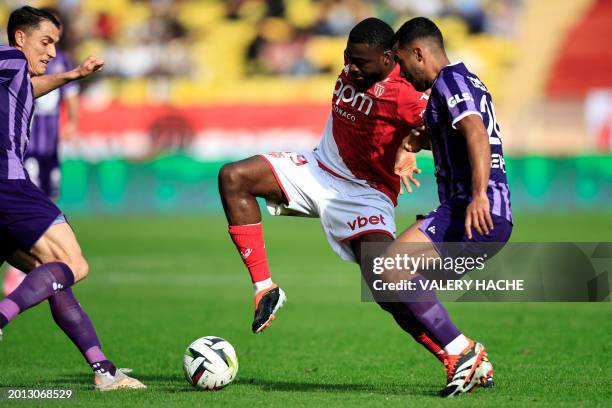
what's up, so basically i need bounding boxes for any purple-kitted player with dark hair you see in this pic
[0,6,145,391]
[3,8,79,297]
[385,17,513,397]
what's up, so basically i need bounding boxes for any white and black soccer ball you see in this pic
[183,336,238,390]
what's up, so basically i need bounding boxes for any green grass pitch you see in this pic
[0,212,611,407]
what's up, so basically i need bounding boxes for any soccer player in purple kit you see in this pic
[0,6,145,391]
[385,17,513,397]
[3,7,80,296]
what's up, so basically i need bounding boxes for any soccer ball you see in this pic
[183,336,238,390]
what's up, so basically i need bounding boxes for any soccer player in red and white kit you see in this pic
[219,18,465,368]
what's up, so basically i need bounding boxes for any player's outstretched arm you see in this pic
[32,55,104,98]
[457,114,494,239]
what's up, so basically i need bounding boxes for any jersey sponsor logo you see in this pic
[447,92,472,108]
[334,78,374,115]
[347,214,387,231]
[333,104,356,122]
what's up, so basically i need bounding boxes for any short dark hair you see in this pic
[40,7,63,24]
[7,6,61,46]
[348,17,395,50]
[394,17,444,49]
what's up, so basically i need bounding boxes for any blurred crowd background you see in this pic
[1,1,523,105]
[0,0,610,213]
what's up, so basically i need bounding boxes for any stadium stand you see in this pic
[3,0,608,152]
[0,0,521,105]
[546,0,612,98]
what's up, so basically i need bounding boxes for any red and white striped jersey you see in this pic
[313,63,428,205]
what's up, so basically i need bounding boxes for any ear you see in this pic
[414,46,425,63]
[382,50,392,66]
[14,30,26,47]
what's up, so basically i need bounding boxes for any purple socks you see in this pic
[48,288,116,375]
[48,287,114,372]
[0,262,117,375]
[396,276,461,347]
[0,298,19,328]
[0,262,74,328]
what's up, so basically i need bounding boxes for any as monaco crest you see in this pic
[373,83,385,97]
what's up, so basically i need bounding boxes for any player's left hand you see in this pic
[465,194,494,239]
[75,56,105,79]
[394,144,421,194]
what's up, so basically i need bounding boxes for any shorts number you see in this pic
[289,154,308,166]
[270,152,308,166]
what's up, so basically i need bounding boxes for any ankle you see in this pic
[443,334,470,355]
[253,278,274,295]
[91,360,117,376]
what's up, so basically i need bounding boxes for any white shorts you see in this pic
[260,151,396,262]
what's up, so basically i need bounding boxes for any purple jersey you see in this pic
[0,46,34,180]
[425,62,512,223]
[28,50,78,158]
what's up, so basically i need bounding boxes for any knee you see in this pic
[67,256,89,282]
[218,162,247,194]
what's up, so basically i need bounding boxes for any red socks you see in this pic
[228,223,271,284]
[416,332,446,363]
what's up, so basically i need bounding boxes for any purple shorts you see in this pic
[0,179,63,264]
[24,153,60,199]
[419,201,513,260]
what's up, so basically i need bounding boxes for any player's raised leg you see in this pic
[351,233,446,363]
[1,222,145,391]
[218,155,288,333]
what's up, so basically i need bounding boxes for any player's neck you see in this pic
[379,61,396,81]
[429,55,451,85]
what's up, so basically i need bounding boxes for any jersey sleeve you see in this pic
[397,84,428,128]
[434,72,482,129]
[0,49,27,85]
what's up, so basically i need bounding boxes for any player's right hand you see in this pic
[465,194,494,239]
